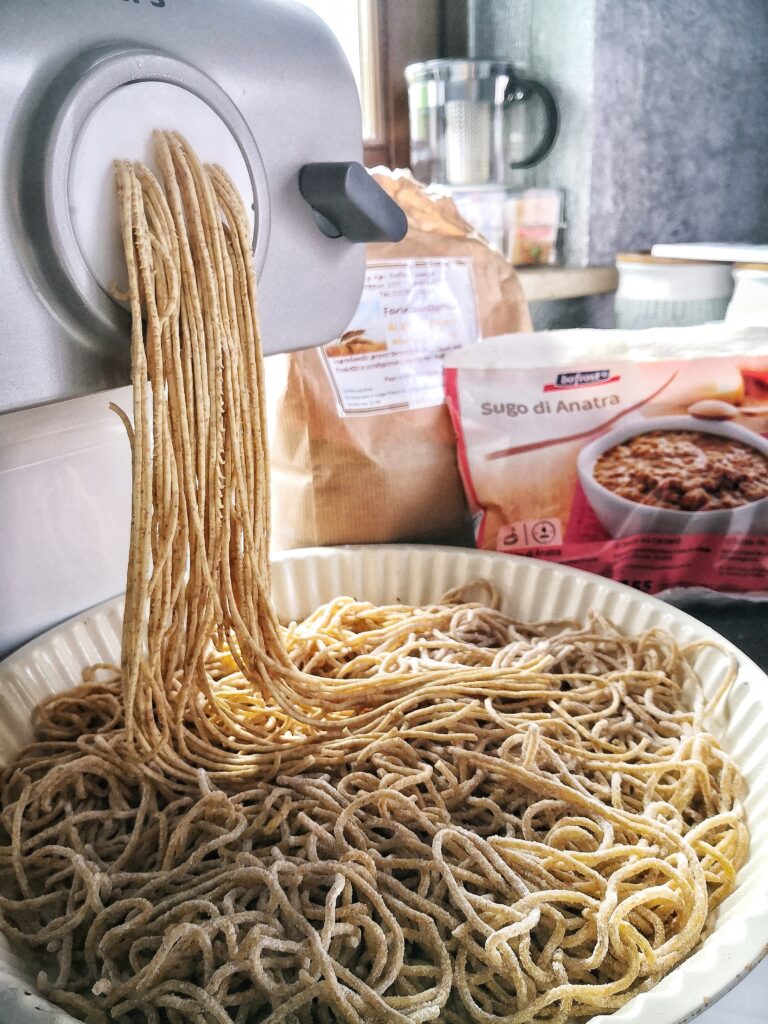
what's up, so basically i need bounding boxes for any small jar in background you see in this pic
[448,186,565,266]
[614,253,733,329]
[725,263,768,327]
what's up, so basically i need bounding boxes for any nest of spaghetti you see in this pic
[0,587,747,1024]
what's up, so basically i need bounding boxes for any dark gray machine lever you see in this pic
[299,162,407,243]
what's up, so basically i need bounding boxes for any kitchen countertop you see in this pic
[679,601,767,671]
[516,264,619,302]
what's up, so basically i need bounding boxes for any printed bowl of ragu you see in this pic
[577,414,768,538]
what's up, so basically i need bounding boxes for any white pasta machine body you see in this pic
[0,0,406,655]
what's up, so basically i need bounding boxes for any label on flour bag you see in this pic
[444,325,768,596]
[321,259,479,415]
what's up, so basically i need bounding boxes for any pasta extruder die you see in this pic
[0,0,406,653]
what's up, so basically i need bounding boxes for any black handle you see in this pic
[507,77,559,170]
[299,162,408,243]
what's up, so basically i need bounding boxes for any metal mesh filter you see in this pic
[445,98,491,185]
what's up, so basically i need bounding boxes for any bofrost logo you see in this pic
[543,369,620,392]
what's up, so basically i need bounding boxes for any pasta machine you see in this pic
[0,0,406,655]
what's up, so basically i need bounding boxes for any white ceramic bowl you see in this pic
[614,257,733,330]
[1,546,767,1024]
[577,415,768,538]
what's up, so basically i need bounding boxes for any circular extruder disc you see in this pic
[68,81,256,304]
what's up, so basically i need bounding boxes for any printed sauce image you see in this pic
[593,430,768,511]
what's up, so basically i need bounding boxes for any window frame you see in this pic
[362,0,440,170]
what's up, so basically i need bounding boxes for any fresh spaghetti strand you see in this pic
[0,134,748,1024]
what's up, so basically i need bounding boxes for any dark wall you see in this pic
[589,0,768,263]
[441,0,768,268]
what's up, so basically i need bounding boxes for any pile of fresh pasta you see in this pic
[0,133,748,1024]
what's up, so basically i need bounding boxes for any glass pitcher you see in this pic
[405,58,559,187]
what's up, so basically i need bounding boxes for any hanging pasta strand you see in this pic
[0,133,748,1024]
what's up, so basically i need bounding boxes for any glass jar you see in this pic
[405,59,558,187]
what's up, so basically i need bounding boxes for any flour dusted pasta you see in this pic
[0,137,748,1024]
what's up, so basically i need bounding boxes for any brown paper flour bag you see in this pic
[270,171,531,549]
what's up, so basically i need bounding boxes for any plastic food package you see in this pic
[445,324,768,596]
[270,170,531,549]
